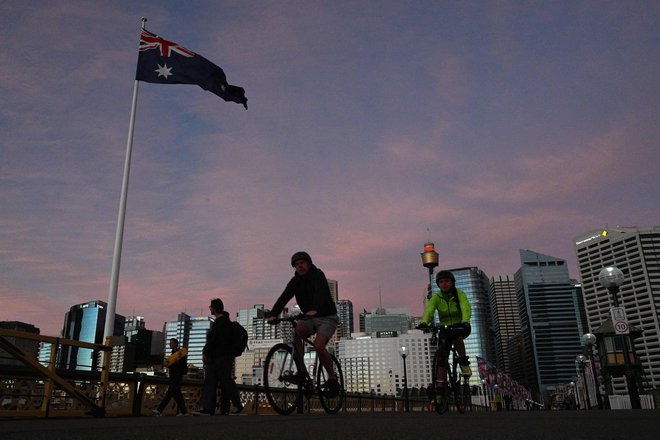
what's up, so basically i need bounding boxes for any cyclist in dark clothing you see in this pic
[193,298,243,416]
[266,251,339,397]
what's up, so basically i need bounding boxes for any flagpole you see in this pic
[103,17,147,344]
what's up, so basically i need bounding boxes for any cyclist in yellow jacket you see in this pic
[420,270,472,393]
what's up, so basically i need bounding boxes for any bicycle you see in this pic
[263,315,345,415]
[421,324,471,415]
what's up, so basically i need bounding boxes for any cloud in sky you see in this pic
[1,1,659,335]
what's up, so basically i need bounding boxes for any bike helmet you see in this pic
[291,251,313,267]
[435,270,455,287]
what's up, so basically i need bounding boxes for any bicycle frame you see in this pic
[427,325,470,414]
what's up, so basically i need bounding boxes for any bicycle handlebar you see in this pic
[417,323,465,333]
[266,314,307,325]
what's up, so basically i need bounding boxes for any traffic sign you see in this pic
[614,320,630,335]
[610,307,627,322]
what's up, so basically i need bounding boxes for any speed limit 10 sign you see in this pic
[614,320,630,335]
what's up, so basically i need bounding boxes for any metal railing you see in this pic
[1,329,485,418]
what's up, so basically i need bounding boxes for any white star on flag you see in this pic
[155,64,173,79]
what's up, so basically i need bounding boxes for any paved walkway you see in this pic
[2,410,659,440]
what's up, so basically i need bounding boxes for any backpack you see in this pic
[230,321,248,357]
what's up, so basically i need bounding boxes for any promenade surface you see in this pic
[2,410,659,440]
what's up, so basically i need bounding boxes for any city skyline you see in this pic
[2,2,659,336]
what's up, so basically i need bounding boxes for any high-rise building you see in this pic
[0,321,40,367]
[363,308,411,334]
[237,304,280,341]
[187,316,213,368]
[489,274,520,372]
[163,312,192,350]
[337,299,354,339]
[60,300,125,371]
[359,309,368,333]
[124,316,146,339]
[337,330,434,396]
[38,342,52,368]
[234,304,285,385]
[327,279,339,303]
[513,250,583,400]
[574,226,660,393]
[450,267,494,384]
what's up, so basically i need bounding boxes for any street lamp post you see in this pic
[581,332,603,409]
[575,355,587,410]
[400,346,409,412]
[570,381,579,410]
[598,266,641,409]
[481,379,488,409]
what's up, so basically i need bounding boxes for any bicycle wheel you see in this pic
[263,343,299,415]
[317,354,345,414]
[432,351,449,415]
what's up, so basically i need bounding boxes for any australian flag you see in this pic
[136,29,248,109]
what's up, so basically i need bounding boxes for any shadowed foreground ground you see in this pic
[2,410,659,440]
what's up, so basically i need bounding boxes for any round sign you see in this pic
[614,321,629,333]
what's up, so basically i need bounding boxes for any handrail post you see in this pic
[40,337,60,417]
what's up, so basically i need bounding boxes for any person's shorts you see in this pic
[301,314,339,339]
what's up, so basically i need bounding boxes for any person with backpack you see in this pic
[153,338,189,416]
[418,270,472,396]
[192,298,243,416]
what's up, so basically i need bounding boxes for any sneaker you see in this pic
[192,409,212,416]
[176,412,191,417]
[460,364,472,377]
[322,378,340,398]
[151,409,162,416]
[280,371,305,384]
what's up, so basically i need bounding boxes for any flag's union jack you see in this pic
[139,30,194,58]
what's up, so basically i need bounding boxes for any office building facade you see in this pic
[489,275,520,372]
[337,299,354,339]
[574,226,660,392]
[60,300,125,371]
[514,250,583,399]
[450,267,495,384]
[336,330,434,396]
[0,321,40,367]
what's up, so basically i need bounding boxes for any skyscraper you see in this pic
[327,279,339,303]
[489,275,520,372]
[574,226,660,393]
[188,316,213,368]
[163,312,192,350]
[513,250,583,400]
[237,304,279,341]
[449,267,494,385]
[60,300,125,371]
[337,299,354,339]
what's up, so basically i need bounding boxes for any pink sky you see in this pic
[1,1,659,336]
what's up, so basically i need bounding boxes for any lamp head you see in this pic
[581,333,596,347]
[598,266,624,288]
